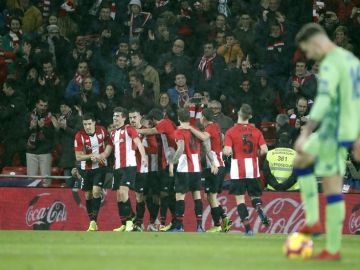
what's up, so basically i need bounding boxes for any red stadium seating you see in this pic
[260,122,277,146]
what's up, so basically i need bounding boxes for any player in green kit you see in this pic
[293,23,360,260]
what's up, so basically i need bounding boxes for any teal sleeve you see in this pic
[310,64,339,122]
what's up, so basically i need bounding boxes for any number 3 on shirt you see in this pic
[242,134,254,154]
[350,65,360,99]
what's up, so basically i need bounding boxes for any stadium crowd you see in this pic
[1,0,360,194]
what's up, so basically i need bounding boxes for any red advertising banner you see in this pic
[0,188,359,234]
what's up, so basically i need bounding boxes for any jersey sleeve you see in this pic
[145,135,158,154]
[155,120,166,133]
[174,129,184,142]
[224,129,233,147]
[258,130,267,146]
[310,63,339,122]
[127,126,139,139]
[74,132,84,152]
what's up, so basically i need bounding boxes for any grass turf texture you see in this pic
[0,231,359,270]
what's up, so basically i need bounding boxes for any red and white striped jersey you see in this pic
[224,124,266,179]
[74,125,110,170]
[110,125,138,169]
[174,128,202,173]
[204,122,225,168]
[155,118,177,169]
[136,126,159,173]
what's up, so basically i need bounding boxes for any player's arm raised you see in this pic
[169,139,184,176]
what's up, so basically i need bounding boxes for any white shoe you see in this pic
[125,220,134,232]
[147,223,158,232]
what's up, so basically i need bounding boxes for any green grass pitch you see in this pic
[0,231,359,270]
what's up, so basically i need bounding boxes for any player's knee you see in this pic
[192,191,201,200]
[118,188,129,201]
[92,190,102,198]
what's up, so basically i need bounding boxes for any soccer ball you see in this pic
[283,233,314,259]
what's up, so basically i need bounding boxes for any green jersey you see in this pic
[310,47,360,147]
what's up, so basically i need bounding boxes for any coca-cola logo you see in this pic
[26,193,67,227]
[203,196,306,233]
[348,212,360,234]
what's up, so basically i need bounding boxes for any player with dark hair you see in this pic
[129,108,158,231]
[137,108,177,231]
[223,104,269,236]
[180,108,232,232]
[101,107,148,232]
[168,108,204,232]
[74,113,111,231]
[293,23,360,260]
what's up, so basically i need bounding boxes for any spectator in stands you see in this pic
[234,13,256,61]
[130,51,160,104]
[26,96,55,187]
[69,36,94,72]
[194,41,226,99]
[53,100,81,176]
[2,17,24,52]
[8,0,43,33]
[114,38,130,58]
[288,97,309,133]
[0,78,27,169]
[37,59,63,113]
[285,59,317,106]
[97,84,121,127]
[157,39,192,82]
[333,25,354,52]
[214,31,226,48]
[230,79,257,114]
[126,0,154,42]
[261,21,291,94]
[89,4,119,59]
[217,31,244,69]
[209,13,230,41]
[167,73,194,108]
[207,100,233,134]
[76,77,100,118]
[264,132,298,191]
[275,113,297,142]
[319,10,340,36]
[101,53,129,95]
[65,61,100,101]
[158,92,177,123]
[121,72,155,114]
[256,70,277,121]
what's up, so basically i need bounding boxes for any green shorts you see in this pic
[302,132,347,177]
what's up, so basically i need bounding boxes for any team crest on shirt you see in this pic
[120,130,125,135]
[97,134,103,140]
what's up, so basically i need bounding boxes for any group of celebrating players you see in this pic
[74,103,270,234]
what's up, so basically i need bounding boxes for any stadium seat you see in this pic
[1,166,27,175]
[260,122,277,146]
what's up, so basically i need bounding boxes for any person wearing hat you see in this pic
[53,99,82,177]
[127,0,153,40]
[255,69,277,121]
[264,132,299,191]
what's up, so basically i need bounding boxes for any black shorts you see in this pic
[134,172,147,193]
[79,168,106,191]
[145,172,161,195]
[112,167,137,190]
[160,167,175,193]
[204,167,226,194]
[175,172,202,194]
[229,178,262,197]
